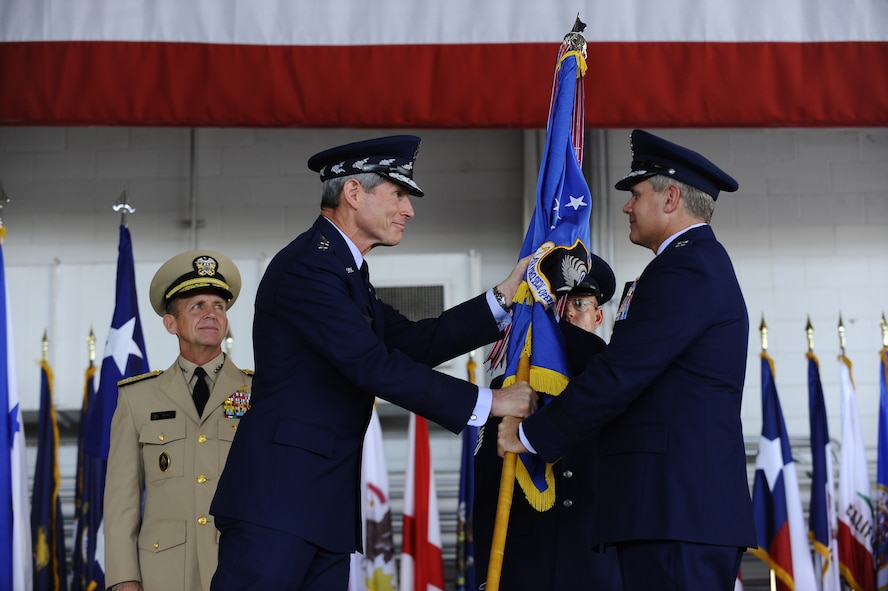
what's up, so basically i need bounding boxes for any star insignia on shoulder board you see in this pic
[318,237,330,250]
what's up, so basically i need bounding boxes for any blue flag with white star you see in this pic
[500,33,591,511]
[0,230,33,591]
[81,225,150,590]
[751,352,816,589]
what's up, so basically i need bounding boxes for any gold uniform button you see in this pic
[198,516,208,526]
[196,474,207,484]
[153,542,159,549]
[197,434,207,443]
[231,424,237,430]
[158,434,165,441]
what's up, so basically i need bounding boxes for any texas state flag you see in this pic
[751,353,816,590]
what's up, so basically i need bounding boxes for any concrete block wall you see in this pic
[2,124,887,451]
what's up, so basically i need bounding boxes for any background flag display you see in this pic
[0,229,33,591]
[70,353,98,591]
[878,344,888,590]
[81,225,150,590]
[808,351,842,591]
[348,404,398,591]
[499,20,591,512]
[838,353,876,591]
[456,355,478,591]
[400,413,444,591]
[752,352,817,590]
[30,358,68,591]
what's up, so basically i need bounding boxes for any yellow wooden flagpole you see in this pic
[485,354,530,590]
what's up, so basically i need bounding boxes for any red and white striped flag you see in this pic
[1,0,885,128]
[400,414,443,591]
[837,354,876,591]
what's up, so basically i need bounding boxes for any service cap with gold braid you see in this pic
[149,250,242,316]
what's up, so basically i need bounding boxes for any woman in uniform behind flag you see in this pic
[473,251,622,591]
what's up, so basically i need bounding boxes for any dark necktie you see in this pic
[192,366,209,417]
[360,260,370,289]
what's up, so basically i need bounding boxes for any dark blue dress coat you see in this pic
[522,225,757,549]
[211,216,503,553]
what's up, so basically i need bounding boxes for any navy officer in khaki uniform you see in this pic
[104,250,253,591]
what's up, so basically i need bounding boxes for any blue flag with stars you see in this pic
[81,224,150,590]
[500,31,591,511]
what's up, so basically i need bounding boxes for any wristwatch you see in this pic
[492,286,511,311]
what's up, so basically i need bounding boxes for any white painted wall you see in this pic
[2,126,886,457]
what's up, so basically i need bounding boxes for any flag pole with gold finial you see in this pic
[759,315,778,591]
[486,15,589,590]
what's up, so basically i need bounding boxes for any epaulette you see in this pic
[117,369,164,387]
[241,369,254,376]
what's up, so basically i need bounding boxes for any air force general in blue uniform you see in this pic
[498,130,757,591]
[210,136,536,591]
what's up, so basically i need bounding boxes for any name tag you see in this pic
[150,410,176,421]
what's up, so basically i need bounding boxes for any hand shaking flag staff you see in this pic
[486,15,592,591]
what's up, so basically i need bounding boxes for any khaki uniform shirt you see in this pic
[104,353,252,591]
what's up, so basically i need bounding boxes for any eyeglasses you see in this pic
[566,298,598,310]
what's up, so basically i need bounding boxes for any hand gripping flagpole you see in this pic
[485,17,588,590]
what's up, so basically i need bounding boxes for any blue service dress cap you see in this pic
[567,253,617,306]
[307,134,424,197]
[614,129,739,199]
